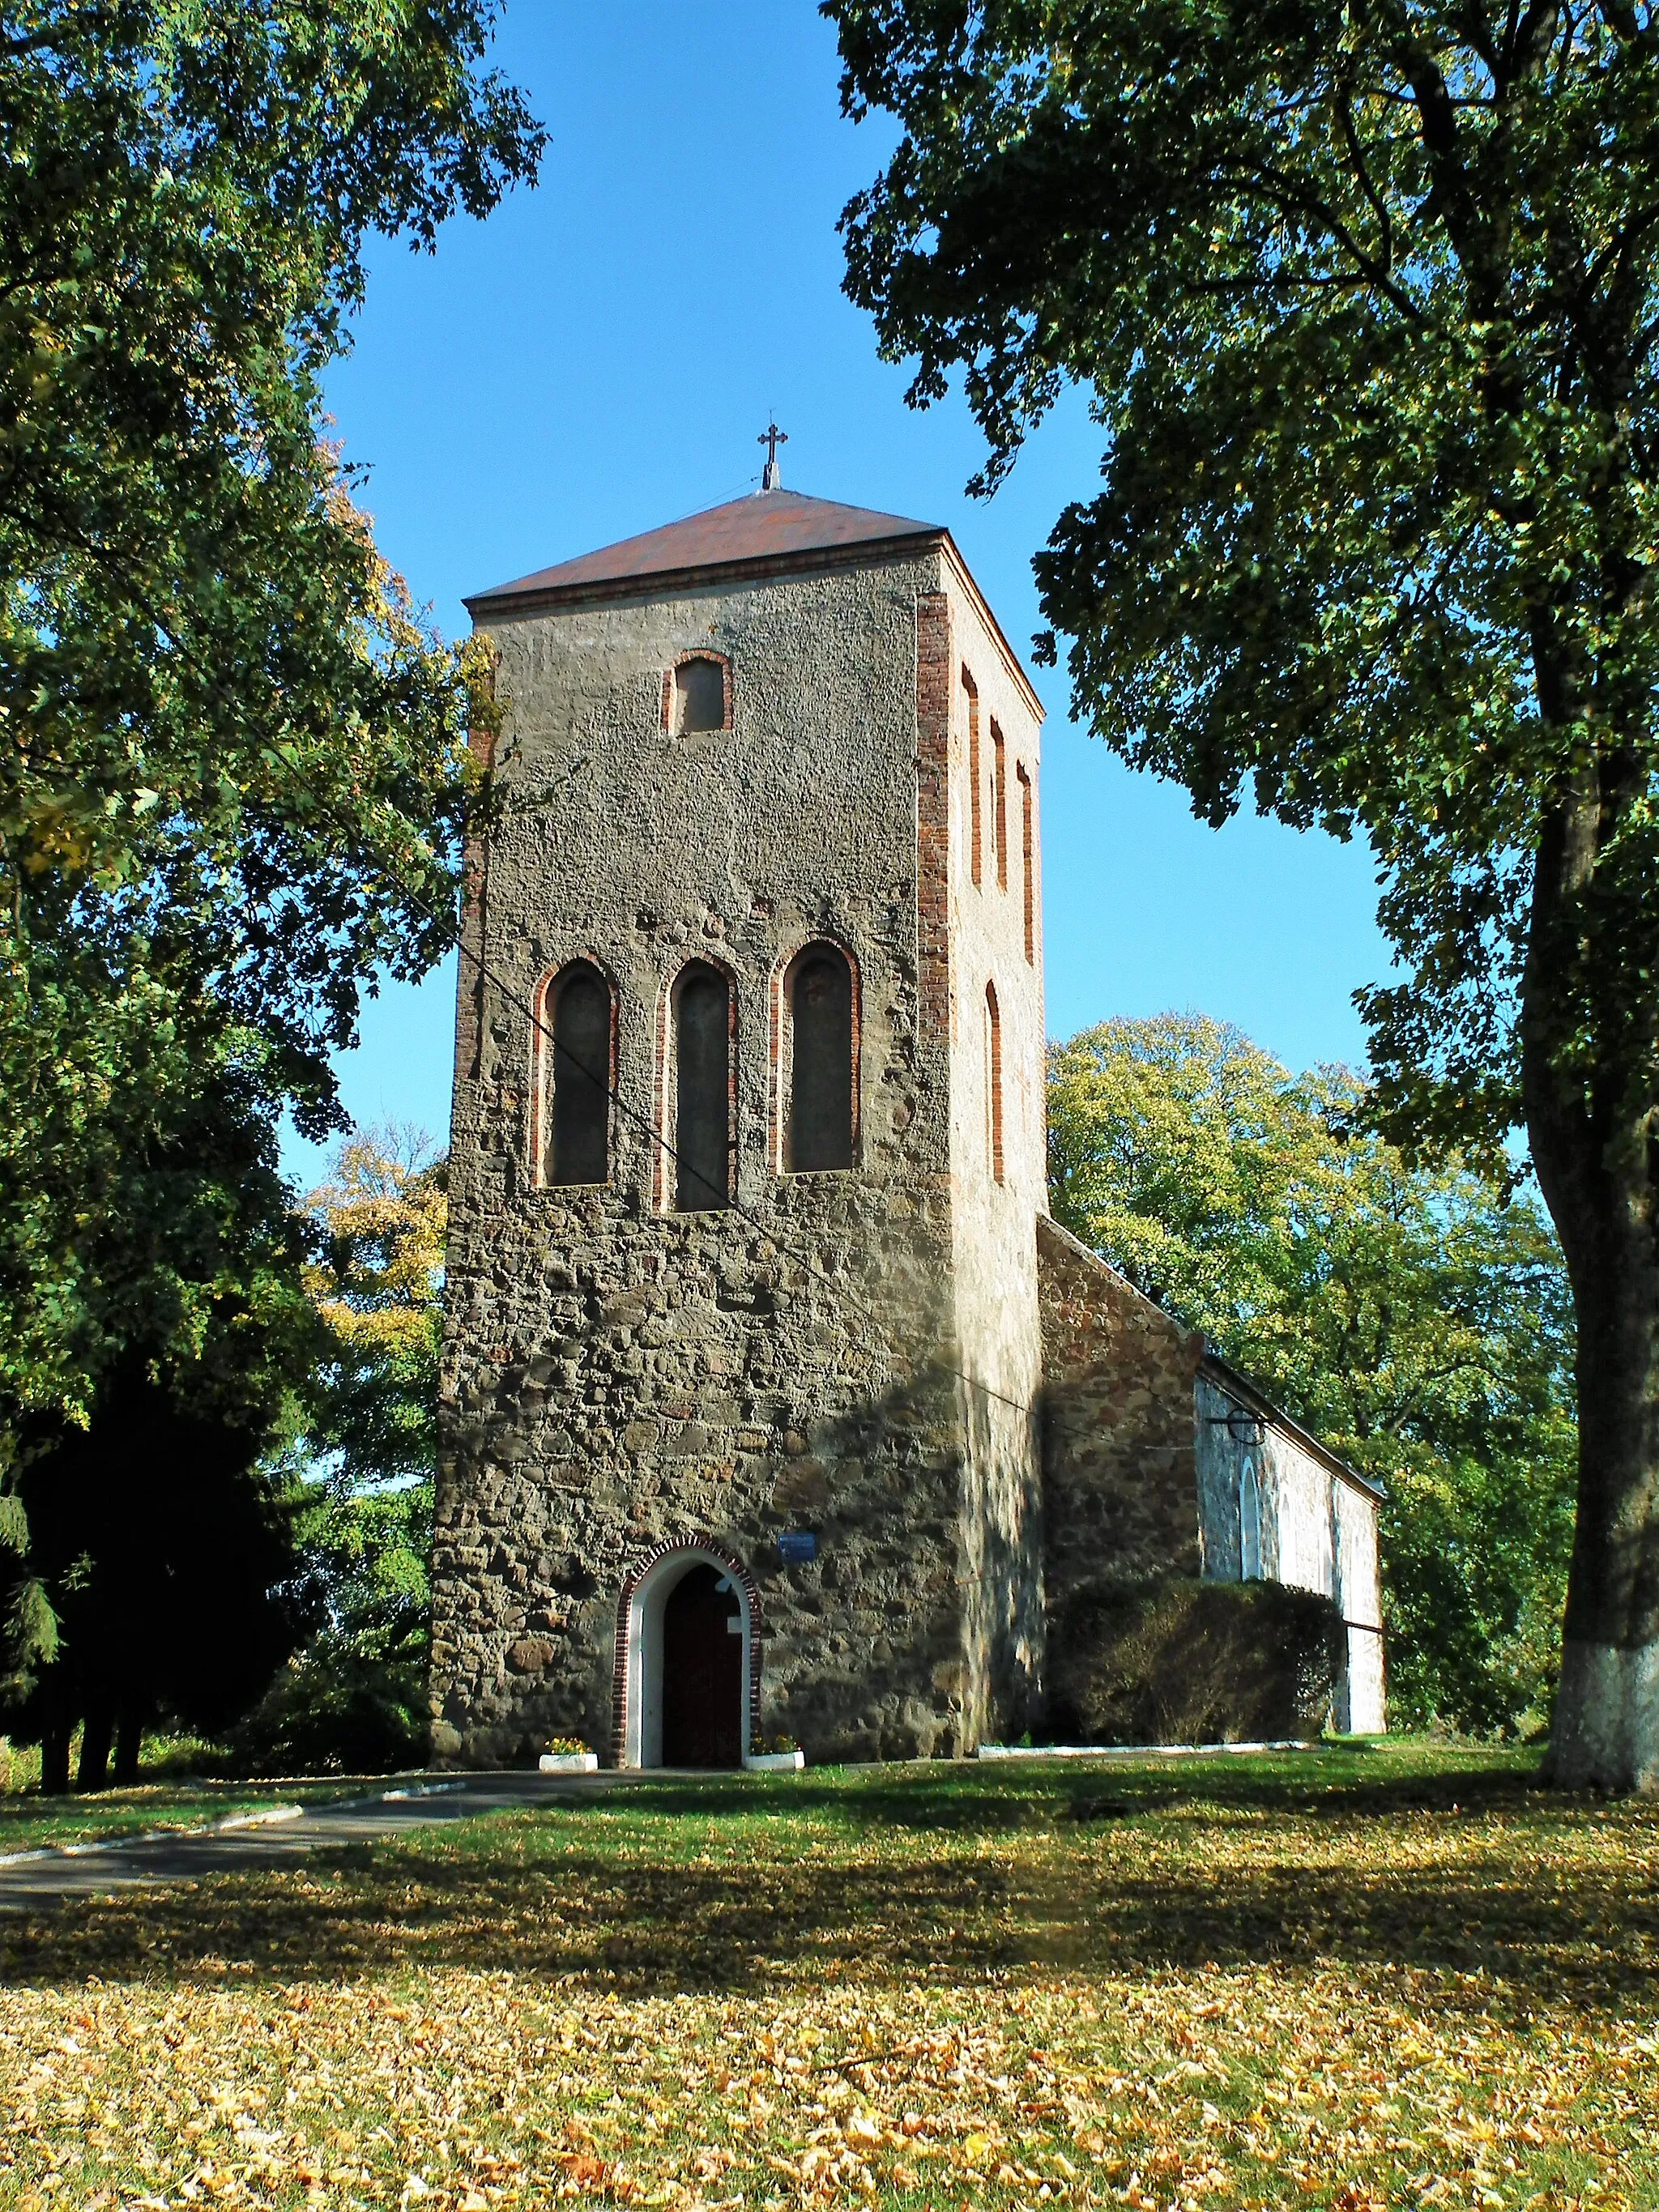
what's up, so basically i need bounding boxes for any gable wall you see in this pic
[1195,1366,1386,1733]
[1034,1217,1204,1630]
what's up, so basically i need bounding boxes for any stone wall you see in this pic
[1034,1217,1205,1628]
[433,539,1048,1766]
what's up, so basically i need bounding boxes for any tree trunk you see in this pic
[1540,1162,1659,1790]
[1525,777,1659,1792]
[39,1722,70,1796]
[113,1703,143,1788]
[77,1693,114,1792]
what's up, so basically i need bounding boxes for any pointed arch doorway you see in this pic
[618,1544,757,1768]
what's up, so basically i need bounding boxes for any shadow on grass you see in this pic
[582,1748,1550,1831]
[0,1754,1650,2013]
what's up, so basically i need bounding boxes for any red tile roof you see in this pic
[466,488,945,610]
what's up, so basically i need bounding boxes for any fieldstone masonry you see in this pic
[431,485,1385,1765]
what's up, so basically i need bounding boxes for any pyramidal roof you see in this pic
[466,488,945,612]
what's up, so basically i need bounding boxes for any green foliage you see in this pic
[1048,1574,1345,1745]
[830,2,1659,1769]
[1049,1015,1577,1733]
[830,0,1659,1146]
[0,1044,326,1782]
[234,1130,445,1774]
[0,2,534,1465]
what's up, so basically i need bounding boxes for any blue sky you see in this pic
[286,0,1388,1188]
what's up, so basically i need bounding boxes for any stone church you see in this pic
[429,471,1385,1768]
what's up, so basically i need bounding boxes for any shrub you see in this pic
[1047,1576,1345,1746]
[225,1637,427,1775]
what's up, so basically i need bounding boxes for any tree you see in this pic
[233,1129,445,1773]
[1049,1014,1578,1733]
[0,5,532,1465]
[830,0,1659,1788]
[0,1032,324,1788]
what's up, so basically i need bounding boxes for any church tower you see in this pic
[429,475,1047,1766]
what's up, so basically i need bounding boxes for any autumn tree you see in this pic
[0,3,534,1643]
[831,0,1659,1786]
[1049,1014,1577,1732]
[233,1129,446,1773]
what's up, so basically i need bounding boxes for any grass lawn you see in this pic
[0,1737,1653,2210]
[0,1779,396,1857]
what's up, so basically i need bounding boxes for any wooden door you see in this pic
[660,1564,743,1767]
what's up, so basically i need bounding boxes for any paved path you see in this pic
[0,1773,625,1908]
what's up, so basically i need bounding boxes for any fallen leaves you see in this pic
[0,1750,1653,2207]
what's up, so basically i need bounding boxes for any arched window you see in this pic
[992,719,1008,889]
[786,944,854,1171]
[672,961,732,1211]
[544,961,611,1186]
[985,979,1004,1184]
[962,667,982,887]
[670,654,727,735]
[1017,761,1035,964]
[1240,1457,1263,1581]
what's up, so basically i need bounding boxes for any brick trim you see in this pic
[915,595,953,1055]
[611,1536,766,1766]
[662,650,734,735]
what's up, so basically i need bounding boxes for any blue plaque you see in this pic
[778,1530,817,1564]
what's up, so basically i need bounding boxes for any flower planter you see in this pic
[538,1752,599,1773]
[744,1749,805,1771]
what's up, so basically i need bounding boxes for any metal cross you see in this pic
[758,419,788,489]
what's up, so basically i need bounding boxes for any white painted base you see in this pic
[744,1750,805,1771]
[538,1752,599,1773]
[1546,1639,1659,1793]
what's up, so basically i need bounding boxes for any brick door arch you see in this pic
[612,1537,765,1767]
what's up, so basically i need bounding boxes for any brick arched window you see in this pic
[1017,761,1035,964]
[665,653,730,735]
[543,960,612,1187]
[671,961,734,1211]
[785,942,855,1172]
[992,719,1008,889]
[962,666,982,887]
[985,979,1004,1185]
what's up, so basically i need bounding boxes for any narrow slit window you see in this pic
[673,962,732,1211]
[787,945,854,1171]
[985,979,1004,1184]
[1240,1457,1263,1580]
[963,667,981,887]
[545,962,611,1186]
[672,655,726,735]
[992,720,1007,889]
[1017,762,1034,964]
